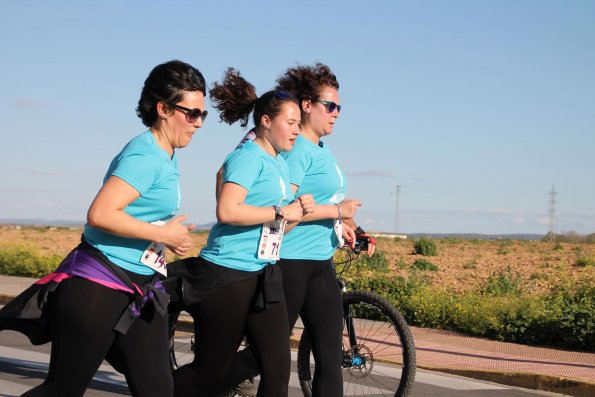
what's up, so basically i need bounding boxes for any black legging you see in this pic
[22,275,172,397]
[173,275,290,397]
[281,258,343,396]
[218,258,344,397]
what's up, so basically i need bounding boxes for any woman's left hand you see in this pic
[343,223,356,249]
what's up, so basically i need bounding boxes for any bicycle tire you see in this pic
[168,310,196,371]
[297,291,416,397]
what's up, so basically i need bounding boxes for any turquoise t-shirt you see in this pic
[84,130,181,275]
[280,134,348,260]
[200,140,294,271]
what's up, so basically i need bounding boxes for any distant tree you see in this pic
[543,231,595,244]
[564,231,582,243]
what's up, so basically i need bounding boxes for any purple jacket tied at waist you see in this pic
[0,241,169,345]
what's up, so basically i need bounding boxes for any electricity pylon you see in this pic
[548,184,557,241]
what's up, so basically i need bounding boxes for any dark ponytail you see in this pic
[210,68,298,129]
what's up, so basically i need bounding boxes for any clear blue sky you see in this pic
[1,1,594,235]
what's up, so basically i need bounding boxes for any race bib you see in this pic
[334,219,345,247]
[140,220,167,276]
[258,220,287,260]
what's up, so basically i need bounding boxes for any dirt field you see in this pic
[1,225,593,293]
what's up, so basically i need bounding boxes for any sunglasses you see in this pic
[315,100,341,113]
[274,90,298,101]
[167,102,208,123]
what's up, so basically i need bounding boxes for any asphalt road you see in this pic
[0,330,565,397]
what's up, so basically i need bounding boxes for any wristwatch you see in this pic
[273,205,284,222]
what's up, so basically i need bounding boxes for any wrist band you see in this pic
[335,203,342,221]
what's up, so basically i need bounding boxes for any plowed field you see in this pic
[1,225,593,293]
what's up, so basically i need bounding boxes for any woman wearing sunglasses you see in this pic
[169,68,314,397]
[1,60,205,397]
[212,63,375,397]
[273,62,374,397]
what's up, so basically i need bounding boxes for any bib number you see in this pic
[140,221,168,276]
[258,220,287,260]
[334,219,345,247]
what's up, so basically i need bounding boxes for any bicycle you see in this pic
[296,235,416,397]
[168,234,416,397]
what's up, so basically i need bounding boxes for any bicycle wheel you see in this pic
[168,310,196,370]
[297,291,416,397]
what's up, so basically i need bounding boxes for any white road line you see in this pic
[0,378,31,397]
[0,345,127,386]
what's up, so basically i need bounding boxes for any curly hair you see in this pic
[276,63,339,102]
[136,60,206,127]
[210,68,298,129]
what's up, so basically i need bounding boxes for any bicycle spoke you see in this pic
[300,291,416,396]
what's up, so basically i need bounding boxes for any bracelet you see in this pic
[335,203,342,221]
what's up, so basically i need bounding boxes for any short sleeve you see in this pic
[222,149,261,191]
[283,143,312,187]
[111,152,160,195]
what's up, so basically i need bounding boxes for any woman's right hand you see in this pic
[339,199,362,219]
[160,215,195,256]
[297,194,315,215]
[280,201,306,222]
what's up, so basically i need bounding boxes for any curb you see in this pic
[417,365,595,397]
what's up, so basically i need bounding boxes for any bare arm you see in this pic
[216,182,307,225]
[86,176,194,255]
[289,184,361,222]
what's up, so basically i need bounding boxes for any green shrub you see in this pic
[576,257,595,267]
[353,250,389,273]
[481,267,522,296]
[411,259,438,272]
[344,270,594,351]
[0,244,62,277]
[413,238,437,256]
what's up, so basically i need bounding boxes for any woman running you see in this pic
[274,62,374,397]
[214,63,376,397]
[169,68,314,397]
[0,59,206,397]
